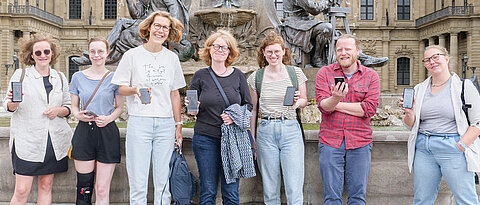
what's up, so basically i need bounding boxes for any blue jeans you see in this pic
[256,119,304,205]
[318,140,372,205]
[192,133,240,205]
[126,116,175,205]
[413,131,479,205]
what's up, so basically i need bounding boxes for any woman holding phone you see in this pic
[111,11,186,204]
[247,31,308,204]
[3,33,72,204]
[402,45,480,204]
[69,37,124,205]
[186,30,252,204]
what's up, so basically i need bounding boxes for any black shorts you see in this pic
[71,121,121,163]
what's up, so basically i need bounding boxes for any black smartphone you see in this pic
[11,82,22,102]
[403,88,415,109]
[283,86,296,106]
[334,77,345,86]
[85,110,98,117]
[186,90,198,112]
[139,88,151,104]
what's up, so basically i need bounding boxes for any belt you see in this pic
[261,116,288,120]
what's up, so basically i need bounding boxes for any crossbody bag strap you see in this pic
[83,71,111,111]
[20,68,26,82]
[461,79,472,125]
[208,67,230,107]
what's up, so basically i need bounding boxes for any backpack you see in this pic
[254,65,305,143]
[161,145,197,205]
[460,72,480,185]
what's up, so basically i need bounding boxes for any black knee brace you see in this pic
[76,171,95,205]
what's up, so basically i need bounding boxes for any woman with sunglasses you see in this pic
[3,33,72,204]
[111,11,185,204]
[247,31,308,204]
[186,30,252,204]
[402,45,480,204]
[69,38,124,205]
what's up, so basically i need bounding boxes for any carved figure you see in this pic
[73,0,193,65]
[214,0,240,8]
[269,0,388,68]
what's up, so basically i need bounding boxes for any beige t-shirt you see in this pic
[247,66,307,119]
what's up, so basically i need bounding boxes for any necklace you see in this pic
[431,76,451,87]
[214,67,229,76]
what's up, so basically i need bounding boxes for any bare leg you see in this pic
[37,174,54,205]
[94,162,116,205]
[10,174,34,205]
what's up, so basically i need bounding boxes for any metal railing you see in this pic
[416,6,474,27]
[7,4,63,25]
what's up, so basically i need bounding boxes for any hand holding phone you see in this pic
[283,86,296,106]
[186,90,199,112]
[139,88,151,104]
[11,82,22,102]
[402,88,415,109]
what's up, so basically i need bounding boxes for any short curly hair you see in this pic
[198,30,240,67]
[18,33,61,66]
[138,11,183,43]
[257,31,292,68]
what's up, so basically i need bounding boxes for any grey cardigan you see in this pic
[406,73,480,172]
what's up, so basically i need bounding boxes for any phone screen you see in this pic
[403,88,415,109]
[334,77,345,86]
[11,82,22,102]
[186,90,198,112]
[139,88,151,104]
[283,86,296,106]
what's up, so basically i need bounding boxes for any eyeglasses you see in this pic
[152,23,170,32]
[211,44,229,52]
[265,50,282,57]
[422,53,446,64]
[34,49,51,56]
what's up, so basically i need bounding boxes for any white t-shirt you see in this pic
[112,45,186,117]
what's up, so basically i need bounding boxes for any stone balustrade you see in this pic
[0,127,478,204]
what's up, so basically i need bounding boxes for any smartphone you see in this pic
[139,88,151,104]
[186,90,198,112]
[11,82,22,102]
[334,77,345,86]
[403,88,415,109]
[84,110,98,117]
[283,86,296,106]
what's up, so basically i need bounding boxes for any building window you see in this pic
[397,57,410,85]
[69,56,80,82]
[361,0,374,20]
[398,0,410,20]
[274,0,284,19]
[105,0,117,19]
[69,0,81,19]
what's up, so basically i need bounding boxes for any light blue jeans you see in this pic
[126,116,175,205]
[413,131,480,205]
[256,119,304,205]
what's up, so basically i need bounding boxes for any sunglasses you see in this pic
[34,49,51,56]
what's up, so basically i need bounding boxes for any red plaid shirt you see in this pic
[315,62,380,149]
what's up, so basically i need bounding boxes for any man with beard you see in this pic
[314,34,380,205]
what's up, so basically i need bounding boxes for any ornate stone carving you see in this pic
[360,39,377,56]
[394,45,414,57]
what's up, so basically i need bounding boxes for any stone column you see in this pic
[419,40,426,83]
[450,32,459,74]
[429,37,436,46]
[439,34,446,48]
[23,31,30,40]
[382,30,390,90]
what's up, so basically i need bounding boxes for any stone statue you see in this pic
[269,0,388,68]
[214,0,240,8]
[72,0,194,65]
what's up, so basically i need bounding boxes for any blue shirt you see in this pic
[69,71,119,116]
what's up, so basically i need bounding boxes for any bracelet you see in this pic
[457,140,468,150]
[175,121,183,125]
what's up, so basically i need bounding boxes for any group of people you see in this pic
[3,9,480,205]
